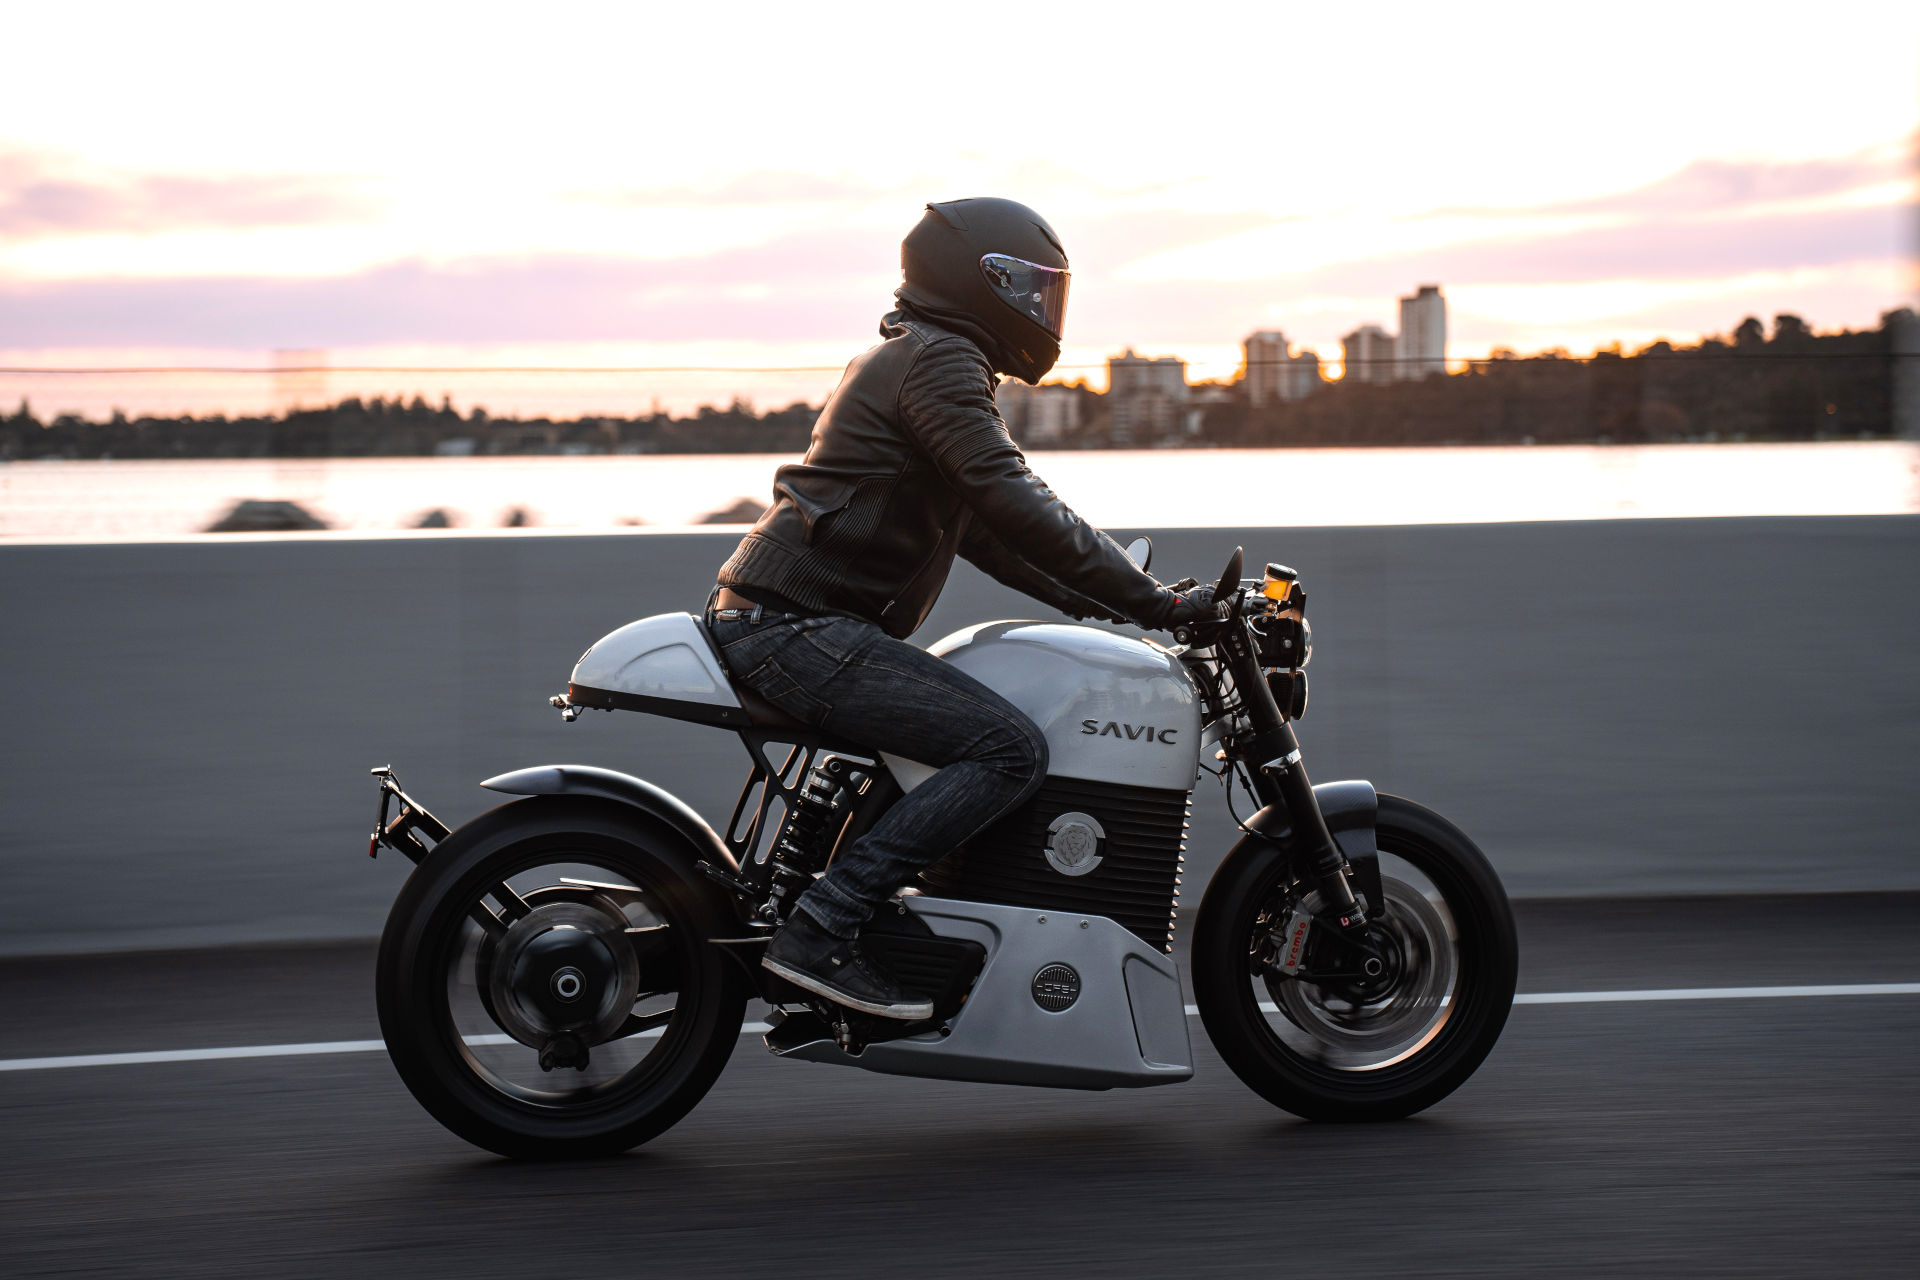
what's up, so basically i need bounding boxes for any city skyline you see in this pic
[6,294,1897,429]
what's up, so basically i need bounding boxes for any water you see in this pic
[1,442,1915,542]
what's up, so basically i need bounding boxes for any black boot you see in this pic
[762,911,934,1021]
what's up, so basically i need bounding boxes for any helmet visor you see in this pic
[980,253,1071,340]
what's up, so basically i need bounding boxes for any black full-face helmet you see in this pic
[898,197,1070,384]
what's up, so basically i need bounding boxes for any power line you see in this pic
[0,351,1905,376]
[0,364,853,376]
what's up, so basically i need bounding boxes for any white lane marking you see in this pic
[1510,982,1920,1005]
[0,1023,775,1074]
[0,1040,389,1071]
[4,987,1917,1075]
[1178,983,1920,1018]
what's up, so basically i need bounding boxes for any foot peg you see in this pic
[696,860,760,905]
[760,1005,868,1057]
[763,1008,836,1056]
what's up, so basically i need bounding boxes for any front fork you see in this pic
[1219,622,1368,927]
[1245,723,1368,926]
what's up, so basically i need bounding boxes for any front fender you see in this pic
[480,764,738,873]
[1209,778,1378,887]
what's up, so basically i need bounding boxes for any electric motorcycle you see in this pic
[368,544,1517,1158]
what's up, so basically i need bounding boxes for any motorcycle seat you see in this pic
[688,615,816,734]
[733,684,809,733]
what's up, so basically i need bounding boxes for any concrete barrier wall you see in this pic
[2,516,1915,956]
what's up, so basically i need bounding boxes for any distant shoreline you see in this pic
[4,442,1912,543]
[2,433,1907,465]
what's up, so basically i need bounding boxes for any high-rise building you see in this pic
[1243,331,1324,406]
[1243,331,1289,407]
[1341,324,1397,385]
[994,380,1082,446]
[1106,349,1190,445]
[1281,349,1322,401]
[1396,284,1447,380]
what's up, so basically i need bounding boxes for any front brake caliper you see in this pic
[1251,901,1316,978]
[1274,903,1315,976]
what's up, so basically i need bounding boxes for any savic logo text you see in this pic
[1080,720,1178,745]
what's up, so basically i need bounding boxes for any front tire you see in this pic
[1192,794,1517,1121]
[376,796,748,1158]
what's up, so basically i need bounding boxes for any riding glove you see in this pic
[1151,584,1217,630]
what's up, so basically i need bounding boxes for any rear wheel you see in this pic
[1192,794,1516,1121]
[375,796,748,1158]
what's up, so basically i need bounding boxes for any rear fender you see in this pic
[473,767,749,949]
[481,765,738,874]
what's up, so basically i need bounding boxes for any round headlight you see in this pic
[1298,617,1312,668]
[1266,669,1309,719]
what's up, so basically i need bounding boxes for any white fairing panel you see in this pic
[569,613,741,709]
[885,622,1202,792]
[777,896,1193,1089]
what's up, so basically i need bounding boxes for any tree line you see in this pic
[0,395,821,460]
[1,310,1910,461]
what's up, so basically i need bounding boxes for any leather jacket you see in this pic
[718,308,1173,639]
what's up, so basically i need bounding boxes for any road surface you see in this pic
[2,893,1915,1278]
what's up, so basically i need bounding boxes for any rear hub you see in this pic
[486,899,639,1050]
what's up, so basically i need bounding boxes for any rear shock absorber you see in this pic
[760,757,862,923]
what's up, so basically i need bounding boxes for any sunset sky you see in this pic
[2,1,1915,414]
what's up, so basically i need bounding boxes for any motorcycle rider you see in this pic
[708,197,1214,1020]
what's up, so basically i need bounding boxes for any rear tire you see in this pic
[1192,793,1517,1121]
[376,796,748,1158]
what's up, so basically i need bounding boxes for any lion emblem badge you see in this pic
[1044,812,1106,877]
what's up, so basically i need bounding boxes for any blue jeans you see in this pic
[706,610,1048,936]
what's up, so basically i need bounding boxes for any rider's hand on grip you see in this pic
[1152,583,1216,630]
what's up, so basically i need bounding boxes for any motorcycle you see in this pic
[367,543,1517,1158]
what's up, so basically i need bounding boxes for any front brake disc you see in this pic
[1263,877,1458,1071]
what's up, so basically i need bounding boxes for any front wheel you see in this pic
[1192,793,1517,1121]
[375,796,748,1158]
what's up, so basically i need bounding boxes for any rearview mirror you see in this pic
[1212,546,1243,600]
[1123,536,1153,572]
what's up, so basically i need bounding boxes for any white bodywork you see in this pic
[885,622,1203,792]
[777,894,1193,1089]
[570,613,741,710]
[567,614,1204,794]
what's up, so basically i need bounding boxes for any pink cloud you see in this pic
[0,195,1906,352]
[573,159,1192,214]
[1433,149,1905,220]
[1063,208,1296,267]
[578,170,914,208]
[1297,201,1909,291]
[0,153,378,237]
[1058,200,1911,344]
[0,243,881,348]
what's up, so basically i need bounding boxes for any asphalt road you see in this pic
[2,894,1916,1279]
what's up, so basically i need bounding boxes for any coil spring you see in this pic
[760,761,854,922]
